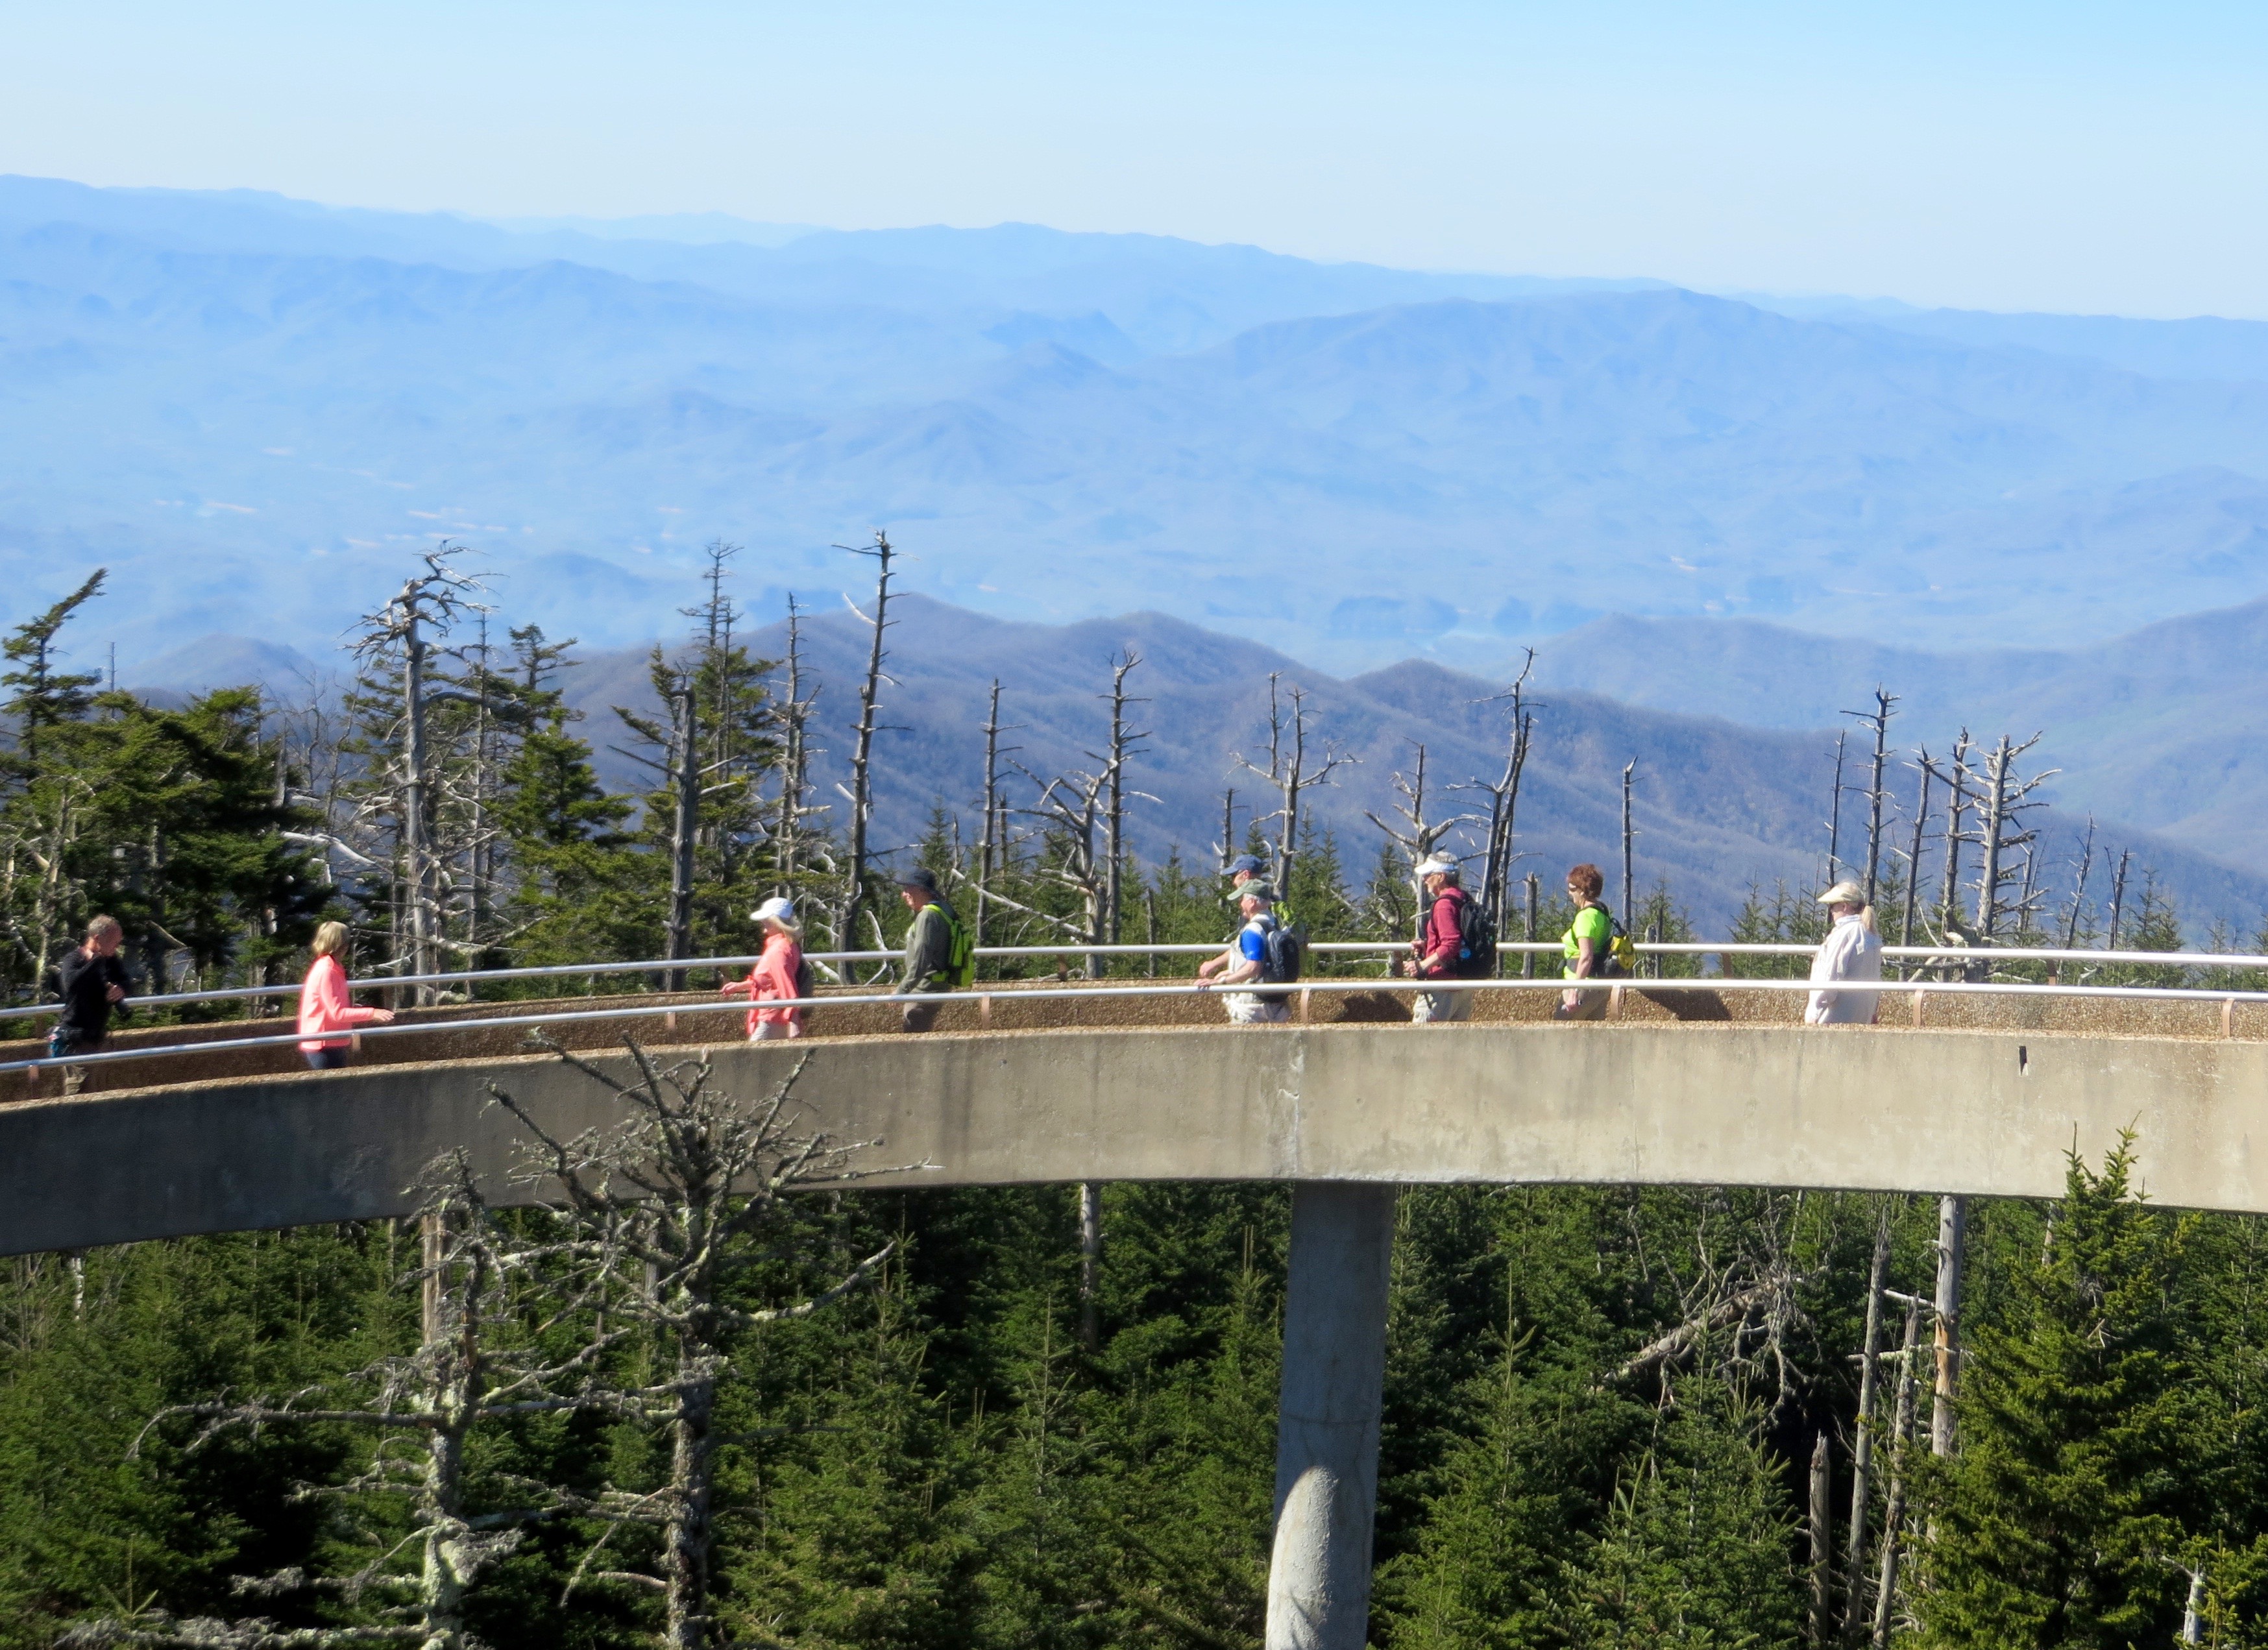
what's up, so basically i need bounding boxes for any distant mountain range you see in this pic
[127,594,2268,934]
[10,173,2268,679]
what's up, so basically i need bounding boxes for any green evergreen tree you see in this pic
[1920,1139,2214,1647]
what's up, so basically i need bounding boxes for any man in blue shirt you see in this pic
[1197,882,1290,1025]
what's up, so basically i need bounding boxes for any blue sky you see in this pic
[6,1,2267,317]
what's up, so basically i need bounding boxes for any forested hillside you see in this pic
[8,1133,2267,1647]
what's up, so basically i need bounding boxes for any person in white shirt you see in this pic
[1806,880,1884,1025]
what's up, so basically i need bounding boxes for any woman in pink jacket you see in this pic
[721,897,806,1039]
[299,921,395,1069]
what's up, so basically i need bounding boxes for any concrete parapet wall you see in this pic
[4,1017,2267,1256]
[14,975,2266,1102]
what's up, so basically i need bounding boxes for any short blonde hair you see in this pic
[86,914,121,941]
[311,920,352,960]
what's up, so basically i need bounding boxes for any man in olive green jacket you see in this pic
[894,867,962,1031]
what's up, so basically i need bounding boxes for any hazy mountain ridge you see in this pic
[13,175,2268,673]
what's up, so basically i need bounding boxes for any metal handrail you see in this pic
[14,935,2263,1026]
[10,971,2268,1079]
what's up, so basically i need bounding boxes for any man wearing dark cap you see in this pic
[894,866,967,1032]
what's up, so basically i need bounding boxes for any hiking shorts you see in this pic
[1223,992,1290,1025]
[1411,989,1472,1024]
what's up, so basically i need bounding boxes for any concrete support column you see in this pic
[1266,1182,1397,1650]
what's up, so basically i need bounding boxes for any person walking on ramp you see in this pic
[298,920,396,1070]
[1198,880,1299,1025]
[1400,855,1489,1023]
[49,914,132,1094]
[1805,880,1884,1025]
[724,896,808,1039]
[894,867,972,1032]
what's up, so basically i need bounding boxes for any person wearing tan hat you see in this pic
[1197,881,1292,1025]
[1805,880,1883,1025]
[722,895,806,1039]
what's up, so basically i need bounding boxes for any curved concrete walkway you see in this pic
[5,1017,2260,1257]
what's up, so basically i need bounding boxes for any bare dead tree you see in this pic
[1809,1432,1833,1647]
[1522,871,1540,980]
[1366,744,1480,875]
[1620,760,1637,930]
[1927,731,1976,945]
[1456,652,1539,954]
[768,596,830,894]
[1824,729,1849,886]
[2104,846,2134,951]
[79,1157,615,1650]
[351,546,487,1002]
[1870,1295,1924,1650]
[612,670,701,991]
[973,680,1023,949]
[1970,733,2058,945]
[1012,653,1154,977]
[1232,675,1356,903]
[1840,1208,1894,1645]
[487,1041,916,1650]
[1213,788,1239,875]
[1932,1194,1968,1457]
[835,533,899,957]
[1843,690,1898,906]
[1897,757,1932,953]
[2058,818,2098,953]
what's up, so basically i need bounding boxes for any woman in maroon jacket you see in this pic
[1402,855,1477,1024]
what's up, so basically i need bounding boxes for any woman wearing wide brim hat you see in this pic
[1805,880,1883,1025]
[721,895,807,1039]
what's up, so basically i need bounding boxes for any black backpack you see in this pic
[793,952,814,999]
[1255,913,1305,987]
[1452,893,1497,978]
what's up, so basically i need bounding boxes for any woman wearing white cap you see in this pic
[722,896,807,1039]
[1805,880,1883,1025]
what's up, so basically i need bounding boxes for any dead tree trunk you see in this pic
[1809,1431,1833,1646]
[1840,1210,1892,1644]
[2103,847,2134,951]
[1932,1194,1968,1457]
[1620,760,1637,930]
[1235,675,1354,903]
[489,1042,902,1650]
[1846,690,1898,906]
[770,596,826,892]
[1825,729,1849,885]
[1522,873,1539,979]
[1462,652,1537,954]
[1899,758,1932,952]
[974,680,1021,948]
[838,532,897,956]
[1871,1296,1923,1650]
[354,547,483,1006]
[1078,1182,1103,1353]
[2058,818,2097,956]
[1971,733,2055,944]
[1016,654,1151,978]
[665,685,698,991]
[1935,731,1972,929]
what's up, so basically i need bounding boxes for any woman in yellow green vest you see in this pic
[1555,862,1613,1021]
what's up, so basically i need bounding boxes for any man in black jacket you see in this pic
[51,914,130,1094]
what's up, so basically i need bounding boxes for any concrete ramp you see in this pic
[6,1020,2265,1256]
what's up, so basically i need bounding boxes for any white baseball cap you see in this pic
[750,895,796,926]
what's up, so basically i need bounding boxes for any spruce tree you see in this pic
[1920,1139,2213,1647]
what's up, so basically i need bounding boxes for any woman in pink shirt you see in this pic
[298,921,395,1069]
[722,897,807,1040]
